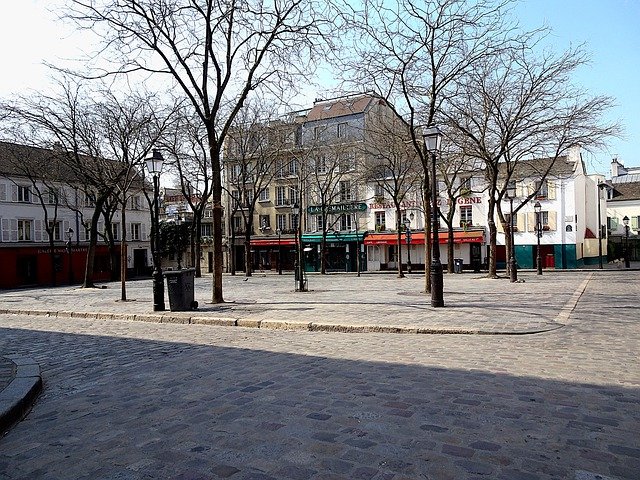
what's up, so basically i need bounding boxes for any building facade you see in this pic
[0,141,152,288]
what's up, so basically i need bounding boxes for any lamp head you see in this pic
[506,182,516,199]
[422,126,442,152]
[145,149,164,176]
[292,203,300,215]
[623,215,629,226]
[534,201,541,213]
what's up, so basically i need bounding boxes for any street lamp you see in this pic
[623,215,630,269]
[534,201,542,275]
[146,149,165,311]
[404,212,414,274]
[66,227,74,285]
[597,183,607,269]
[292,203,306,291]
[423,127,444,307]
[276,228,282,275]
[506,183,517,283]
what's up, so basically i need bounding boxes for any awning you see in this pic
[364,230,484,246]
[250,238,297,247]
[302,232,366,243]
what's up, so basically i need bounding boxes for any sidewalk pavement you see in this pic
[0,268,628,433]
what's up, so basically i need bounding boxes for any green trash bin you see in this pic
[164,269,198,311]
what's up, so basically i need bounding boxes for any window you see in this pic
[339,214,353,231]
[230,164,242,182]
[84,192,96,207]
[288,186,298,205]
[111,223,120,241]
[339,152,355,172]
[315,215,324,232]
[460,205,473,226]
[275,186,287,206]
[204,209,213,218]
[374,184,386,200]
[48,221,62,241]
[18,220,32,241]
[375,211,386,231]
[607,217,619,231]
[288,158,298,176]
[340,181,352,201]
[47,188,60,205]
[460,178,472,195]
[275,160,286,178]
[290,213,299,231]
[315,156,327,174]
[233,216,243,233]
[131,223,141,241]
[130,196,141,210]
[201,223,212,237]
[276,213,287,231]
[259,215,271,231]
[17,186,30,203]
[84,227,91,241]
[337,122,348,138]
[258,187,269,202]
[535,180,548,199]
[540,211,549,229]
[314,126,321,140]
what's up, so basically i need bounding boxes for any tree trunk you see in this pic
[208,135,224,304]
[120,203,127,301]
[396,207,404,278]
[486,197,498,278]
[49,239,57,287]
[423,185,432,293]
[244,230,252,276]
[83,199,105,288]
[447,228,455,274]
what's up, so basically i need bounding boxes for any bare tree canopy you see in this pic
[63,0,336,302]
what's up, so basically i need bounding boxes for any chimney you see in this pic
[611,157,627,178]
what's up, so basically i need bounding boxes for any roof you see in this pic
[0,141,144,188]
[306,94,387,122]
[499,155,577,180]
[608,180,640,202]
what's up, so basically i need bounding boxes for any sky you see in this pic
[0,0,638,177]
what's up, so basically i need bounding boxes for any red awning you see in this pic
[250,238,297,247]
[364,231,484,246]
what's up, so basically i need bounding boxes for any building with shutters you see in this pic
[494,146,606,269]
[0,141,152,288]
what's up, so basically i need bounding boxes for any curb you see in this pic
[0,356,42,435]
[0,308,562,335]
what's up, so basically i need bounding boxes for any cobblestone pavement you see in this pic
[0,271,595,334]
[0,271,639,479]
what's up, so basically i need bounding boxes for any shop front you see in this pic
[364,229,485,271]
[249,237,297,272]
[300,231,367,273]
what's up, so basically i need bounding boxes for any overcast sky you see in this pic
[1,0,638,176]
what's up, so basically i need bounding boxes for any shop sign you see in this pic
[307,202,367,214]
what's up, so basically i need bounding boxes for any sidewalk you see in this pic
[0,269,608,434]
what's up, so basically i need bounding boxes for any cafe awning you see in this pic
[364,230,484,246]
[250,238,297,247]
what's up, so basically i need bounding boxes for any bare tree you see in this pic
[96,90,176,299]
[340,0,517,292]
[361,113,421,277]
[445,41,621,277]
[64,0,333,303]
[223,102,283,276]
[162,108,213,277]
[2,81,134,287]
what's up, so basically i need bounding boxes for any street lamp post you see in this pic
[506,184,517,283]
[403,212,414,274]
[597,183,606,269]
[276,228,282,275]
[292,203,306,291]
[146,149,165,311]
[66,227,74,285]
[534,201,542,275]
[623,215,630,269]
[423,127,444,307]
